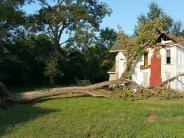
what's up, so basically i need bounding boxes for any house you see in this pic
[108,30,184,91]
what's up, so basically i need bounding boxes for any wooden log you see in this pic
[160,72,184,86]
[11,79,130,103]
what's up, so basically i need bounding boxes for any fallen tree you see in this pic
[11,79,131,103]
[2,72,184,106]
[160,72,184,87]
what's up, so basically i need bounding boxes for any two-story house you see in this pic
[108,30,184,91]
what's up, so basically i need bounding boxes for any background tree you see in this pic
[172,20,184,36]
[135,2,173,43]
[83,27,117,82]
[31,0,111,85]
[0,0,34,86]
[0,0,33,44]
[0,33,53,86]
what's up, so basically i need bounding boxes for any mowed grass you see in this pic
[1,97,184,138]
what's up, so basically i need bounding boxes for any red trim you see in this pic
[149,57,162,87]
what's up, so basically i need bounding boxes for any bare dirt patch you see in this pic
[144,113,157,123]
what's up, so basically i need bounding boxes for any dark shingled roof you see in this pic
[110,33,128,52]
[110,39,125,52]
[110,35,137,52]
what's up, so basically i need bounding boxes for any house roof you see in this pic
[156,29,184,47]
[110,29,184,53]
[172,36,184,46]
[109,35,127,52]
[110,35,136,52]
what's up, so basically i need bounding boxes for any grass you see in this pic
[1,97,184,138]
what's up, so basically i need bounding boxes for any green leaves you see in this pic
[33,0,111,48]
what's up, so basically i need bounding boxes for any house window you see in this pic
[166,49,171,64]
[144,52,148,66]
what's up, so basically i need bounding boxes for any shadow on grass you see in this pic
[33,95,93,104]
[0,102,58,137]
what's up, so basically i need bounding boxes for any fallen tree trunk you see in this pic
[160,72,184,87]
[11,79,130,103]
[10,72,184,104]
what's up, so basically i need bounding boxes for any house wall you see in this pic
[132,59,144,85]
[175,45,184,90]
[115,52,126,78]
[159,44,184,91]
[160,46,177,89]
[111,44,184,91]
[133,48,152,87]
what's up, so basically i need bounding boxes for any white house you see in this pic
[108,30,184,91]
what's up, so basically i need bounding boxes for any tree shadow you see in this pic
[0,102,59,137]
[34,95,91,104]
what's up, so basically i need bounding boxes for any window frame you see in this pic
[144,52,148,66]
[166,49,171,64]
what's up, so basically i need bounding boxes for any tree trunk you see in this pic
[11,79,130,103]
[159,72,184,87]
[50,76,55,86]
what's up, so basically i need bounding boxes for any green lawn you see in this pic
[1,97,184,138]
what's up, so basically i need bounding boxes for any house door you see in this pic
[143,72,149,87]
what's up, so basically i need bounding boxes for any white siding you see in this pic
[115,52,126,78]
[160,45,184,90]
[111,43,184,91]
[175,46,184,91]
[132,48,153,87]
[132,59,144,85]
[160,46,176,89]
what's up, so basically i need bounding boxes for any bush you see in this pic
[111,85,181,100]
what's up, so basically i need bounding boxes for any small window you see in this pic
[166,49,171,64]
[144,52,148,66]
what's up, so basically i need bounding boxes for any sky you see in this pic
[23,0,184,35]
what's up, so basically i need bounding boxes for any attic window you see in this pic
[166,49,171,64]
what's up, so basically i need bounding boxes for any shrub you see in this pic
[111,85,181,100]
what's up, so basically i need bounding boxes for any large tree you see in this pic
[31,0,111,84]
[83,27,117,82]
[135,2,173,45]
[0,0,34,86]
[0,0,33,44]
[172,20,184,36]
[33,0,111,50]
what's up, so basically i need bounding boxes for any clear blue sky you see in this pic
[23,0,184,35]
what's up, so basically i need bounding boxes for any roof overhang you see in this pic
[172,44,184,50]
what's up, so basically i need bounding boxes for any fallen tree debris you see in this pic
[3,72,184,105]
[11,79,131,103]
[160,72,184,86]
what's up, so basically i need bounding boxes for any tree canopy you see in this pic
[1,1,184,88]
